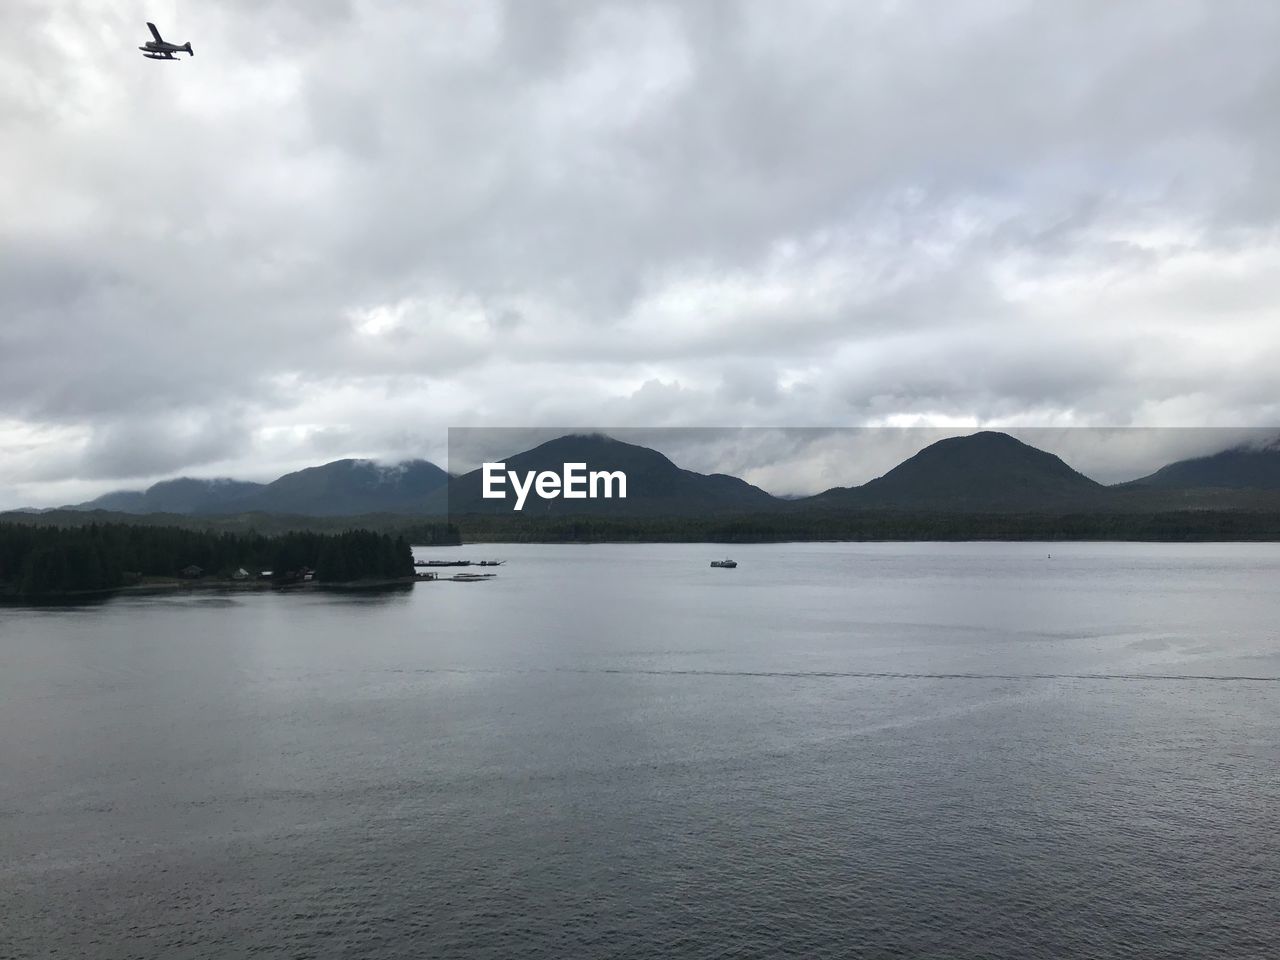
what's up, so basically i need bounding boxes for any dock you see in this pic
[413,559,505,568]
[414,570,499,583]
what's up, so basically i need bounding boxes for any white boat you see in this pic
[709,559,737,568]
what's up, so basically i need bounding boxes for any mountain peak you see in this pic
[846,431,1101,509]
[446,433,776,516]
[247,457,450,515]
[509,433,677,464]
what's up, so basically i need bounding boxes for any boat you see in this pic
[709,559,737,568]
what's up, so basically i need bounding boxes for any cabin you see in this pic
[231,568,250,581]
[179,564,204,579]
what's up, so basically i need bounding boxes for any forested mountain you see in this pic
[76,478,266,514]
[47,431,1280,521]
[241,459,449,516]
[1121,442,1280,490]
[67,459,449,517]
[443,434,780,516]
[802,432,1104,511]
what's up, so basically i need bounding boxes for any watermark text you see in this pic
[481,462,627,511]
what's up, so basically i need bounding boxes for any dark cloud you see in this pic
[2,1,1279,506]
[78,411,253,481]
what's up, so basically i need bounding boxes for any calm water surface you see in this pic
[2,542,1278,959]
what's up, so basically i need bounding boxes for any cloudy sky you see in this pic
[2,1,1279,506]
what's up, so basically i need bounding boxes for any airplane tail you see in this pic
[184,42,193,56]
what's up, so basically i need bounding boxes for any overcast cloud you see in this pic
[2,1,1279,506]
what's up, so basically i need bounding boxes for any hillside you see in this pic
[45,431,1280,522]
[243,459,449,516]
[74,478,266,514]
[1122,442,1280,490]
[64,459,450,517]
[801,431,1104,511]
[444,434,780,516]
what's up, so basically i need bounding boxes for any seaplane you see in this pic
[139,22,193,60]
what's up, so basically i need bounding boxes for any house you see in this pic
[231,568,250,581]
[179,564,204,579]
[258,570,274,580]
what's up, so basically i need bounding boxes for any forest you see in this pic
[0,509,462,543]
[454,509,1280,544]
[0,523,415,598]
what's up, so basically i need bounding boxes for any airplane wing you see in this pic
[147,22,163,42]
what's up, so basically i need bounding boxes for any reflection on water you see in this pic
[1,542,1277,959]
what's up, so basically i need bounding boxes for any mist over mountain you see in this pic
[51,431,1280,520]
[73,478,267,515]
[66,459,449,517]
[243,459,450,516]
[1122,441,1280,491]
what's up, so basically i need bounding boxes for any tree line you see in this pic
[0,509,461,543]
[0,523,415,598]
[455,509,1280,543]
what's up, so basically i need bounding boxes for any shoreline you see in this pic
[0,575,427,605]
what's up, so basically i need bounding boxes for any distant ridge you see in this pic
[243,459,450,516]
[73,478,266,515]
[803,431,1103,511]
[45,430,1280,520]
[1122,440,1280,490]
[65,459,449,517]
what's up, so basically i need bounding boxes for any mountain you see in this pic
[65,459,450,517]
[443,433,780,516]
[803,431,1104,511]
[1122,441,1280,490]
[72,478,266,514]
[36,432,1280,522]
[243,459,450,516]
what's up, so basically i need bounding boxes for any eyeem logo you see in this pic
[482,462,627,511]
